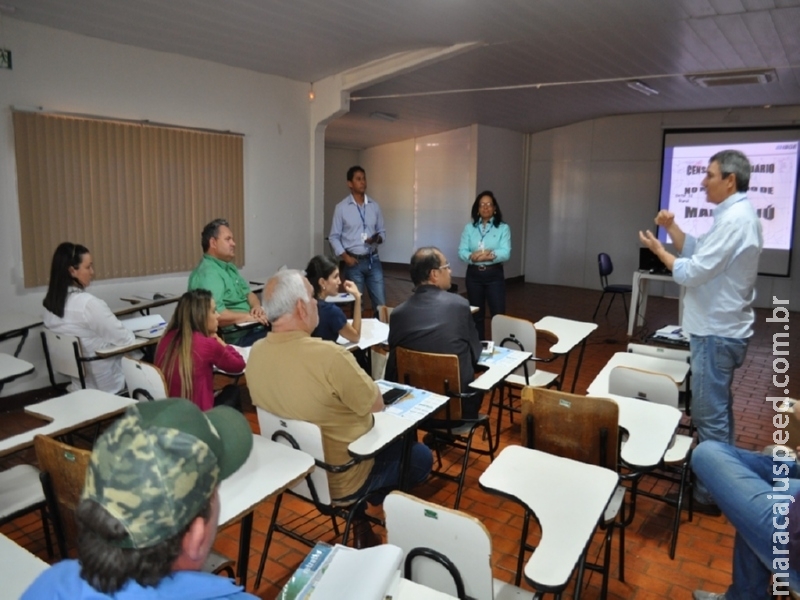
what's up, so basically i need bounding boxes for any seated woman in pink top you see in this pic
[155,289,246,411]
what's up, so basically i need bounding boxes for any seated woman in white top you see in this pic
[42,242,135,393]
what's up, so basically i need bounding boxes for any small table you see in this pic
[326,293,356,304]
[470,348,531,391]
[0,532,48,598]
[0,311,43,357]
[0,353,35,393]
[336,318,389,351]
[349,384,449,456]
[0,390,134,457]
[218,434,315,589]
[628,271,685,337]
[586,351,690,398]
[605,392,682,470]
[95,336,161,358]
[533,316,597,393]
[479,446,618,594]
[116,294,180,317]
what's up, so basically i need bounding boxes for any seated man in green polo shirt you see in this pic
[188,218,268,346]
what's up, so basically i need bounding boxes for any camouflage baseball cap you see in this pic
[82,398,253,549]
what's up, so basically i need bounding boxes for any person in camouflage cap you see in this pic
[22,398,257,600]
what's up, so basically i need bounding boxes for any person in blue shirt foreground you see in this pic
[23,399,255,600]
[638,149,763,514]
[691,440,800,600]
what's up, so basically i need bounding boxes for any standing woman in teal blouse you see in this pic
[458,191,511,337]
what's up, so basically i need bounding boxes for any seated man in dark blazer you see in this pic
[386,246,483,419]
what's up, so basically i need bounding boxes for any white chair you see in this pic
[254,407,375,589]
[0,465,53,558]
[608,365,694,559]
[490,315,559,447]
[520,387,626,599]
[121,357,168,401]
[41,329,89,389]
[385,491,528,600]
[627,343,692,419]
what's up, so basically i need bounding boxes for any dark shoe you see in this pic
[666,492,722,517]
[351,518,381,549]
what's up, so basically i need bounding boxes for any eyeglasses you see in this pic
[438,263,451,271]
[478,202,494,208]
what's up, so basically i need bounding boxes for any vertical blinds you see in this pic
[13,111,244,287]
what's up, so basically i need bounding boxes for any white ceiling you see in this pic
[6,0,800,149]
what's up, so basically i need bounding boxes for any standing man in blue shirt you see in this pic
[329,166,386,311]
[639,149,763,514]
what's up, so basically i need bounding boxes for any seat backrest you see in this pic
[41,328,84,382]
[256,407,332,505]
[521,386,619,469]
[491,314,539,382]
[385,491,493,600]
[608,366,680,409]
[121,357,168,401]
[598,252,613,287]
[395,347,462,421]
[33,435,92,553]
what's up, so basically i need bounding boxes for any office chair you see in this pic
[592,253,632,322]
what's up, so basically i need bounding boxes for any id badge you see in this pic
[478,240,484,251]
[362,232,368,243]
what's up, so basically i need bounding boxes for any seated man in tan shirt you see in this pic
[246,269,431,548]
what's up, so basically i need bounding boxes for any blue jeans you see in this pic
[345,438,432,507]
[342,256,385,310]
[690,334,749,502]
[465,264,506,337]
[692,441,800,599]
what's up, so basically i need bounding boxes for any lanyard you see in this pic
[353,195,368,232]
[478,222,492,249]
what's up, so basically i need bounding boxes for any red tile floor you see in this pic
[2,270,797,599]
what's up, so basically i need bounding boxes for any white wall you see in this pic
[325,124,526,278]
[360,139,416,264]
[0,19,311,393]
[475,125,526,278]
[323,148,360,254]
[525,107,800,310]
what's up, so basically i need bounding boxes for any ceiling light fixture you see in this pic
[626,80,659,96]
[686,68,777,88]
[370,111,398,122]
[308,83,315,102]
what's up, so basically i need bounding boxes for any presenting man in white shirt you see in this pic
[638,149,763,514]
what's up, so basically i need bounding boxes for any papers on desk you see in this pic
[337,318,389,350]
[280,542,402,600]
[477,345,518,368]
[121,314,166,337]
[377,380,441,422]
[230,345,250,362]
[653,325,689,343]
